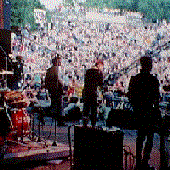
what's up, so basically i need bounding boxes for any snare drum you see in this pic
[10,108,31,137]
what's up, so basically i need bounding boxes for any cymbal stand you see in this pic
[21,110,24,143]
[0,46,8,89]
[30,107,36,141]
[3,99,12,132]
[1,100,13,157]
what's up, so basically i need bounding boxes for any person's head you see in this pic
[95,59,104,71]
[52,54,61,66]
[16,56,23,62]
[140,56,153,73]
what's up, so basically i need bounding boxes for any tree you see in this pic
[161,0,170,23]
[46,10,52,23]
[85,0,104,10]
[102,0,113,9]
[113,0,129,15]
[127,0,139,12]
[11,0,46,31]
[33,0,45,9]
[84,0,170,24]
[138,0,170,23]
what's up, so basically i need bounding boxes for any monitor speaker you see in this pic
[74,126,123,169]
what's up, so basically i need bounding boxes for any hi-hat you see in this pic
[0,71,14,75]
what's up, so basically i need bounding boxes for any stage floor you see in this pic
[0,137,73,170]
[0,118,169,170]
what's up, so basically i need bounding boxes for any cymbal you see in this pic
[0,71,14,75]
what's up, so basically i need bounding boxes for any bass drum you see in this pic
[10,108,31,137]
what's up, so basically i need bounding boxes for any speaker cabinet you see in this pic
[0,29,11,71]
[74,126,123,169]
[0,29,11,55]
[0,0,11,30]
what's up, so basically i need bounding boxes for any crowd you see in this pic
[10,8,170,99]
[2,7,169,169]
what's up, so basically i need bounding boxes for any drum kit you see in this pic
[0,71,31,143]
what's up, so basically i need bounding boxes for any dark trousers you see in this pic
[51,94,63,123]
[136,129,154,168]
[133,107,155,169]
[83,97,98,127]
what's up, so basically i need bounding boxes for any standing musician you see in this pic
[83,59,104,127]
[127,56,161,169]
[45,54,64,126]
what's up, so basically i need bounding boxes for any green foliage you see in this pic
[138,0,170,22]
[11,0,46,31]
[112,0,129,14]
[102,0,114,9]
[127,0,139,12]
[46,10,52,23]
[85,0,104,9]
[84,0,170,23]
[33,0,45,9]
[113,0,128,8]
[11,0,170,30]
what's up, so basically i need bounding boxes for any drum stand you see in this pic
[32,107,43,143]
[30,109,35,141]
[37,116,41,142]
[36,107,46,143]
[21,111,24,143]
[28,101,38,142]
[52,118,57,146]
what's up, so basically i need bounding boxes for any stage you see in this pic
[0,137,73,169]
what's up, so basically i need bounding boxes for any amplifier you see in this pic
[74,125,123,170]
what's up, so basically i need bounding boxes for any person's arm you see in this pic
[127,76,135,105]
[154,78,160,109]
[58,79,64,95]
[83,69,89,91]
[127,77,132,100]
[45,69,52,94]
[45,71,49,89]
[98,70,104,91]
